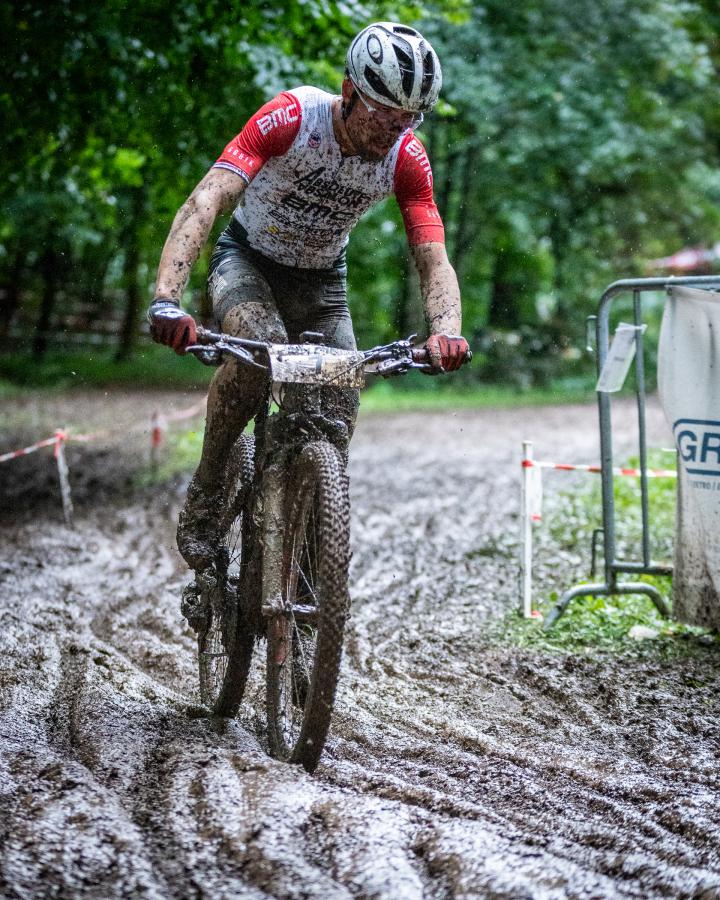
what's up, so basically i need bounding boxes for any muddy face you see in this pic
[346,113,406,162]
[340,79,413,162]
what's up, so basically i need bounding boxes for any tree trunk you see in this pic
[32,248,58,359]
[397,252,423,338]
[116,188,144,362]
[450,149,478,279]
[0,253,24,341]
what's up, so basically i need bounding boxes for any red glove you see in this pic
[425,334,469,372]
[148,299,197,355]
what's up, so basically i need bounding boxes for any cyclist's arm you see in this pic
[394,134,461,334]
[154,168,246,301]
[155,91,302,301]
[412,241,461,335]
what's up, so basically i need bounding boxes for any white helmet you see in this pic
[346,22,442,113]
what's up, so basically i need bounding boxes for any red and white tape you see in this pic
[0,398,207,525]
[519,440,677,620]
[0,435,59,464]
[0,399,207,466]
[522,458,676,479]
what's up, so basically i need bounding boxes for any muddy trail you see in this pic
[1,392,719,899]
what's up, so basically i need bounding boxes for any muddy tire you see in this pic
[198,434,257,713]
[266,441,350,773]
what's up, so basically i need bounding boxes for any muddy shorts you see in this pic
[207,219,359,441]
[208,219,355,352]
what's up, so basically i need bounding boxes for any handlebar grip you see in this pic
[411,346,473,365]
[195,325,217,345]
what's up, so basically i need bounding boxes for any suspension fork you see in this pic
[261,460,292,667]
[261,461,285,616]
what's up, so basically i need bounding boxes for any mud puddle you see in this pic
[1,394,719,898]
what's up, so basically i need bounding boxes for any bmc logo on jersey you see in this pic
[674,419,720,476]
[257,103,299,136]
[404,138,432,187]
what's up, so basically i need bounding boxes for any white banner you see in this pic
[658,286,720,628]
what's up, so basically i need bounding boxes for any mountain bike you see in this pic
[180,328,470,772]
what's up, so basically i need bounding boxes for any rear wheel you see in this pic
[266,441,351,773]
[197,434,257,712]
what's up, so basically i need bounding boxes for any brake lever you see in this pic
[217,343,268,370]
[186,342,268,370]
[185,345,223,367]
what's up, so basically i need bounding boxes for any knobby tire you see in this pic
[198,434,257,714]
[266,440,351,773]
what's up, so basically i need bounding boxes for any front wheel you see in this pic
[197,434,257,712]
[266,441,351,773]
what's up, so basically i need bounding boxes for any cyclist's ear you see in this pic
[341,78,355,106]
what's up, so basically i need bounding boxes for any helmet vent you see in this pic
[367,34,383,63]
[392,26,419,36]
[421,48,435,96]
[392,44,416,97]
[363,66,399,105]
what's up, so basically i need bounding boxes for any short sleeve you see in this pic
[213,91,302,183]
[393,133,445,245]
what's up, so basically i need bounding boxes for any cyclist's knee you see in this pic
[209,354,267,408]
[221,300,287,344]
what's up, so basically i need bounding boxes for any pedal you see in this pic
[180,581,208,632]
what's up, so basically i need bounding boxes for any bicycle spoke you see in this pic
[292,616,313,683]
[296,565,319,605]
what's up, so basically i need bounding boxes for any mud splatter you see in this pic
[2,393,720,898]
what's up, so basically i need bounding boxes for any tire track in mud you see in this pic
[2,399,720,898]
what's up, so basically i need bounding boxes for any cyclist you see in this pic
[148,22,469,570]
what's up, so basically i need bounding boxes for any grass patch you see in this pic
[494,449,719,655]
[0,345,214,391]
[136,426,206,486]
[493,597,718,659]
[359,376,595,411]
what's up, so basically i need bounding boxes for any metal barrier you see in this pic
[545,275,720,628]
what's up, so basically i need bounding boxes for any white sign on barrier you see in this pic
[596,322,647,393]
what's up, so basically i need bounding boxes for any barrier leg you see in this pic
[545,581,669,630]
[54,431,74,528]
[520,441,534,617]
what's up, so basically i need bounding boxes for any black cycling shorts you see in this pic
[208,219,356,351]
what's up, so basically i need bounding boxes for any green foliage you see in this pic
[137,426,205,486]
[412,0,720,379]
[496,599,718,658]
[0,346,214,390]
[360,376,594,410]
[3,0,720,386]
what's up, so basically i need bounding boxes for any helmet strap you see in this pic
[342,90,358,121]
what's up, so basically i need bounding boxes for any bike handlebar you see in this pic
[188,327,471,376]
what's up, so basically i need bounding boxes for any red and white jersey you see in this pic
[214,86,444,269]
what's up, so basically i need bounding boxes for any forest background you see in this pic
[3,0,720,393]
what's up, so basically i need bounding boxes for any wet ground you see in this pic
[1,391,719,898]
